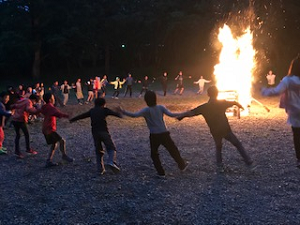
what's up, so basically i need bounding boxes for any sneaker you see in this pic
[79,102,83,105]
[15,153,25,159]
[115,97,119,99]
[0,149,7,155]
[45,161,58,168]
[62,155,74,163]
[181,161,190,172]
[26,149,38,155]
[107,163,120,174]
[156,174,166,179]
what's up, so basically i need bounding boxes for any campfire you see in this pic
[214,24,256,116]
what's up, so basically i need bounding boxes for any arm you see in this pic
[70,111,91,123]
[177,106,203,120]
[121,107,146,118]
[106,108,122,118]
[26,101,40,114]
[261,77,288,96]
[51,107,69,119]
[160,105,184,118]
[232,101,244,110]
[0,105,11,117]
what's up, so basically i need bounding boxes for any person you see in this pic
[70,98,122,175]
[86,78,94,104]
[120,90,189,177]
[0,92,12,154]
[93,76,101,99]
[194,76,211,94]
[17,84,25,98]
[124,73,134,97]
[61,80,71,106]
[100,75,108,97]
[161,72,168,96]
[138,76,152,97]
[11,94,40,158]
[266,70,276,87]
[177,86,254,169]
[41,93,73,167]
[40,83,45,99]
[174,71,185,95]
[24,86,33,99]
[262,57,300,167]
[110,77,125,99]
[51,81,64,107]
[74,78,84,105]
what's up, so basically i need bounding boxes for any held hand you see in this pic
[177,116,184,121]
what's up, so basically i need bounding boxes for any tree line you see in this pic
[1,0,300,81]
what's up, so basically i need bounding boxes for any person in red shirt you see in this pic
[11,94,40,158]
[41,93,73,167]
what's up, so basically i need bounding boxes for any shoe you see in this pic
[26,149,38,155]
[62,155,74,163]
[107,163,120,174]
[15,153,25,159]
[45,161,58,168]
[79,103,83,105]
[156,173,166,179]
[115,97,119,99]
[181,161,190,172]
[0,149,7,155]
[1,147,7,151]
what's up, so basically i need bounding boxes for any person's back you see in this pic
[12,98,33,123]
[193,99,233,138]
[90,106,113,133]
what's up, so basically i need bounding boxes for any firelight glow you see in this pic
[214,24,256,114]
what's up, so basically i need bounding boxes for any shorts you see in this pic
[177,83,184,89]
[44,132,62,145]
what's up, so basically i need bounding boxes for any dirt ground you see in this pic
[0,90,299,224]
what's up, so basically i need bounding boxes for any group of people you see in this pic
[1,57,299,176]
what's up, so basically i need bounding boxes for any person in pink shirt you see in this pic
[11,94,40,158]
[41,93,73,167]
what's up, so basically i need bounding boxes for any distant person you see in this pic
[161,72,168,96]
[174,71,185,95]
[41,93,73,167]
[120,90,189,177]
[262,57,300,167]
[178,86,254,169]
[86,78,94,104]
[61,80,71,106]
[194,76,211,94]
[24,87,33,99]
[74,78,84,105]
[101,75,109,97]
[11,94,40,158]
[17,84,25,98]
[93,76,101,99]
[0,92,12,154]
[51,81,64,107]
[124,73,134,97]
[110,77,125,99]
[266,70,276,87]
[70,98,122,175]
[138,76,152,98]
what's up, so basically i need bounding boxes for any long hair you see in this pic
[288,56,300,77]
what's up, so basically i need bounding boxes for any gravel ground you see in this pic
[0,91,299,225]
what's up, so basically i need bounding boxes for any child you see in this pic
[178,86,253,168]
[120,90,188,177]
[70,98,122,175]
[11,94,40,158]
[194,76,211,94]
[41,93,73,167]
[60,80,71,106]
[0,92,12,154]
[262,57,300,167]
[110,77,125,99]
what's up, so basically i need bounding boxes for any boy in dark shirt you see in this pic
[178,86,253,168]
[70,98,122,175]
[41,93,73,167]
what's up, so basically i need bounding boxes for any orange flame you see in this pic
[214,24,256,114]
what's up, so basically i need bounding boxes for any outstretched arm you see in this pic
[262,77,288,96]
[119,106,145,118]
[70,111,91,123]
[177,106,203,120]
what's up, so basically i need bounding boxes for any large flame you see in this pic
[214,24,256,113]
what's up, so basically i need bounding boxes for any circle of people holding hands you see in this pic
[0,57,300,176]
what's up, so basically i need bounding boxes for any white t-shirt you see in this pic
[266,74,276,85]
